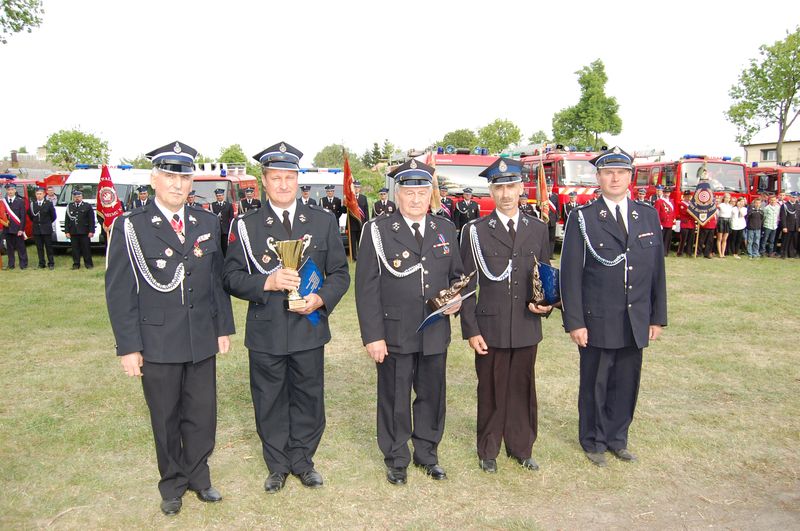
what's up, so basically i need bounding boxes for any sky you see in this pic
[1,0,799,167]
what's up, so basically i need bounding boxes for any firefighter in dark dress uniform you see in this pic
[299,185,317,206]
[562,191,579,220]
[211,188,234,255]
[460,158,552,474]
[27,186,57,269]
[560,146,667,467]
[224,141,350,494]
[320,184,343,215]
[240,187,262,212]
[3,182,28,269]
[518,192,536,217]
[105,140,235,516]
[355,158,465,486]
[132,185,151,209]
[455,187,480,235]
[372,187,396,217]
[438,184,455,222]
[64,189,95,269]
[347,181,369,260]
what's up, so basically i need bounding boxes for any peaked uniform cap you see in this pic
[478,157,524,184]
[253,141,303,171]
[145,140,198,174]
[387,159,434,187]
[589,146,633,170]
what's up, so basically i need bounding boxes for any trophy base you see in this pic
[285,298,308,311]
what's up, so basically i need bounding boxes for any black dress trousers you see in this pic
[141,357,216,500]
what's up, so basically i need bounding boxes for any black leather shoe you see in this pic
[415,462,447,480]
[511,456,539,471]
[86,265,94,269]
[160,497,182,515]
[196,486,222,502]
[296,468,324,489]
[585,451,608,467]
[264,472,287,493]
[71,264,79,270]
[478,459,497,473]
[7,265,14,270]
[611,448,637,462]
[48,265,54,270]
[386,467,407,485]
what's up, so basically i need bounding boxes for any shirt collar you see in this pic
[402,214,425,237]
[494,209,520,232]
[154,198,183,224]
[269,200,298,225]
[602,196,628,219]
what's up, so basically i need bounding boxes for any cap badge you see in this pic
[155,259,166,269]
[631,210,639,220]
[600,209,608,218]
[410,159,417,169]
[393,259,402,268]
[402,250,410,259]
[498,160,507,172]
[174,142,182,153]
[613,146,621,154]
[279,143,287,153]
[164,248,173,257]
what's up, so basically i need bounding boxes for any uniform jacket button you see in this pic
[189,304,194,309]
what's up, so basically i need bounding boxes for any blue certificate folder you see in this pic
[416,290,476,333]
[537,261,561,306]
[298,258,323,326]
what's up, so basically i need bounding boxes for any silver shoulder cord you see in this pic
[469,223,512,285]
[123,218,185,303]
[370,222,424,294]
[576,209,628,288]
[237,218,281,276]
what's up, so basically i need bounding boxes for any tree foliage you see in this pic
[726,27,800,163]
[313,143,366,171]
[477,119,522,153]
[119,154,151,169]
[528,130,549,144]
[1,0,43,44]
[437,128,478,150]
[45,129,109,171]
[217,144,260,177]
[552,59,621,150]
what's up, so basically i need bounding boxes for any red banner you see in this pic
[96,164,124,228]
[0,199,8,228]
[342,149,362,220]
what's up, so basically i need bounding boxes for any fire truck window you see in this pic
[783,173,800,194]
[663,166,676,187]
[561,160,596,185]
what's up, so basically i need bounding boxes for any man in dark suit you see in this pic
[438,184,455,222]
[132,185,151,209]
[780,192,799,258]
[455,187,480,235]
[211,188,234,255]
[105,140,235,516]
[27,186,57,269]
[224,141,350,494]
[560,146,667,467]
[355,159,464,486]
[460,158,552,474]
[299,185,317,206]
[562,191,579,221]
[347,181,369,260]
[518,192,536,217]
[240,187,262,212]
[2,182,28,269]
[64,189,95,269]
[186,190,200,209]
[319,184,342,215]
[372,187,395,217]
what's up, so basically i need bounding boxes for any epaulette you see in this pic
[576,201,594,211]
[429,212,455,228]
[127,205,146,216]
[634,199,656,209]
[307,203,326,212]
[236,208,261,220]
[521,211,546,224]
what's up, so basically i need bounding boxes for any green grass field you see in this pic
[1,252,799,529]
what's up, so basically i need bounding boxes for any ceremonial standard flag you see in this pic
[426,151,441,213]
[342,149,363,220]
[96,165,124,229]
[687,180,717,226]
[537,157,550,222]
[0,198,8,228]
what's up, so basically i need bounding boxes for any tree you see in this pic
[371,142,382,164]
[17,146,27,154]
[120,154,151,169]
[528,130,549,144]
[360,148,374,168]
[551,59,622,150]
[726,27,800,164]
[216,144,261,177]
[477,119,522,153]
[1,0,43,44]
[312,144,364,170]
[437,128,478,149]
[381,139,395,161]
[45,129,109,171]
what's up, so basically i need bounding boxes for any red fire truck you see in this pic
[633,155,747,207]
[191,163,258,216]
[745,164,800,201]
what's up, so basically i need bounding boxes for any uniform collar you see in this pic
[154,198,183,225]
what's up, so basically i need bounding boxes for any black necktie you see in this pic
[507,219,516,241]
[282,210,292,234]
[412,222,423,248]
[616,205,627,239]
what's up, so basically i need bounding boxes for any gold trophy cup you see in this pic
[267,235,312,310]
